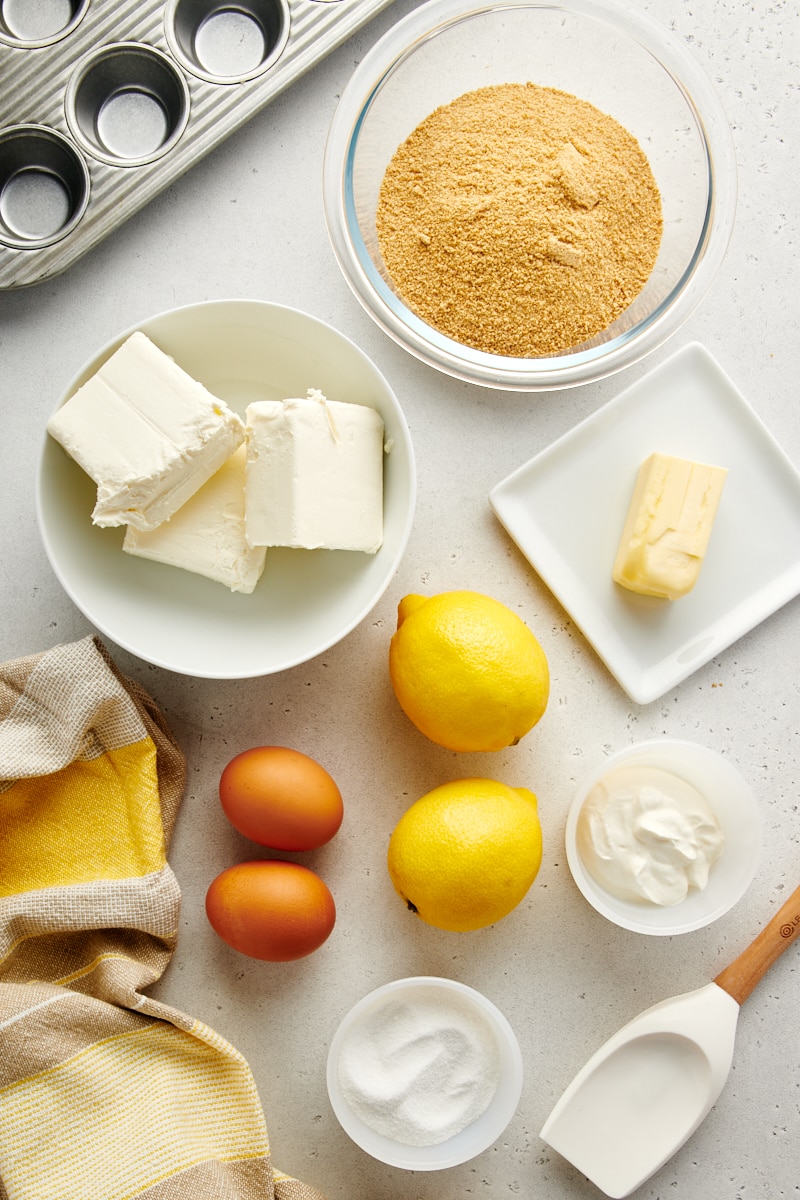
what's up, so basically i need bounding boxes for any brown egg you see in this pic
[205,860,336,962]
[219,746,343,851]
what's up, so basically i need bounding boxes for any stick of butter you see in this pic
[612,452,728,600]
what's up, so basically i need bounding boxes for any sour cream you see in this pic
[336,989,501,1146]
[576,764,724,906]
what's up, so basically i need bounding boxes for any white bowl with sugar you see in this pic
[326,976,523,1169]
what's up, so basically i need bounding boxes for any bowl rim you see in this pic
[35,297,417,679]
[326,974,524,1169]
[323,0,738,391]
[564,738,762,935]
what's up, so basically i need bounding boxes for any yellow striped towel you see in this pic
[0,635,328,1200]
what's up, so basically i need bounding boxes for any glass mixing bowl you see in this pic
[323,0,737,391]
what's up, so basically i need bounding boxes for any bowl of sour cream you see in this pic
[565,739,762,935]
[326,976,523,1169]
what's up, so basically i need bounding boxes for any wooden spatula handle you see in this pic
[714,882,800,1005]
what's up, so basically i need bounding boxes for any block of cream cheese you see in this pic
[47,331,245,531]
[613,452,728,599]
[123,446,266,594]
[245,389,384,553]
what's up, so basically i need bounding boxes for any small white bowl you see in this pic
[565,739,762,935]
[37,299,416,679]
[326,976,523,1170]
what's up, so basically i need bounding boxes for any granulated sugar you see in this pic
[376,82,663,358]
[337,991,501,1146]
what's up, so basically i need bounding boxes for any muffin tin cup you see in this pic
[0,0,90,48]
[165,0,290,85]
[0,0,396,289]
[0,124,90,249]
[65,42,191,167]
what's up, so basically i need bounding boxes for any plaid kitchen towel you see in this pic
[0,635,327,1200]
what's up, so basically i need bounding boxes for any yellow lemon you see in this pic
[388,590,549,752]
[387,778,543,932]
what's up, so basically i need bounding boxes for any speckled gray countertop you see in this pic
[1,1,798,1197]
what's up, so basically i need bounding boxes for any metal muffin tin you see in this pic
[0,0,396,290]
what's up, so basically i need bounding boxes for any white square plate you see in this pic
[489,342,800,704]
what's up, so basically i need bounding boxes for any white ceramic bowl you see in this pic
[323,0,737,391]
[565,739,762,935]
[37,300,416,678]
[326,976,523,1169]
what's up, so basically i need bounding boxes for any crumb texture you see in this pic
[376,83,663,358]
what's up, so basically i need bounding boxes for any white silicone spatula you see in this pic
[540,881,800,1198]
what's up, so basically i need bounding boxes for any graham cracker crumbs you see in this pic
[376,82,663,358]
